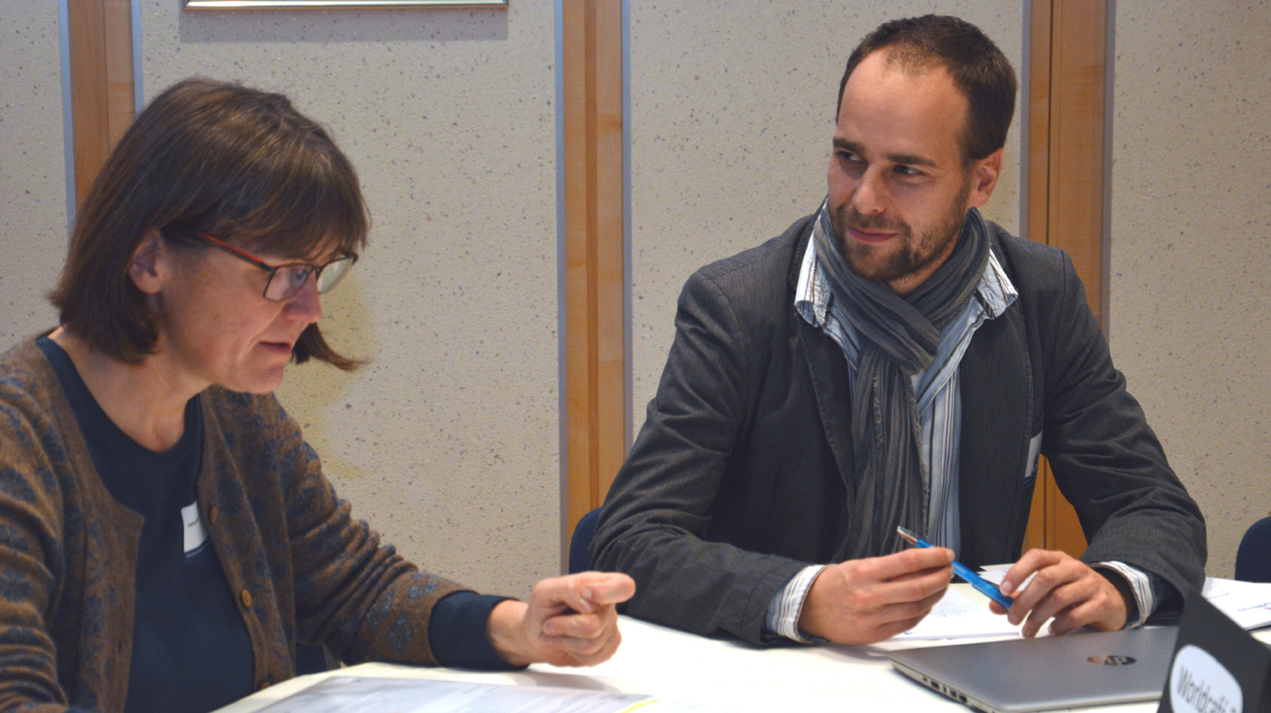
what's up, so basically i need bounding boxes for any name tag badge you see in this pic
[181,502,209,556]
[1024,432,1043,483]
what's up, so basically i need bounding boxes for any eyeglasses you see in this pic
[194,232,358,302]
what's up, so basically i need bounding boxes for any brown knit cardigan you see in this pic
[0,338,468,712]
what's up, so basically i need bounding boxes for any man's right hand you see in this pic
[797,547,955,645]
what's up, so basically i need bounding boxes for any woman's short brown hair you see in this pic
[50,77,368,369]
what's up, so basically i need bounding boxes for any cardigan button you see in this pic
[207,506,218,525]
[240,589,252,608]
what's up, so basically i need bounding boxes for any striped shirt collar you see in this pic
[794,220,1018,331]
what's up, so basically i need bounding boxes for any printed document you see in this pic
[256,676,715,713]
[1203,577,1271,630]
[894,589,1022,640]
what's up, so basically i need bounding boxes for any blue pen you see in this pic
[896,526,1015,610]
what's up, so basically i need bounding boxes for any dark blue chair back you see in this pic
[569,508,602,574]
[1235,516,1271,582]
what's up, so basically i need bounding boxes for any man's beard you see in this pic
[831,180,971,284]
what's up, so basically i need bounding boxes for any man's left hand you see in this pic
[487,571,636,667]
[990,549,1127,637]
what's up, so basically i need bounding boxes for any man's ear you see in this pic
[128,230,169,296]
[967,149,1003,209]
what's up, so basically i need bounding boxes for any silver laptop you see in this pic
[889,626,1178,713]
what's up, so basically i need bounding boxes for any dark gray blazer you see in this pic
[591,214,1206,645]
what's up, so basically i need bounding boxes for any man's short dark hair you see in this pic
[836,14,1018,165]
[50,77,368,369]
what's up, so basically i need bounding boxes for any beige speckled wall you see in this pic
[628,2,1024,436]
[9,0,1265,594]
[1110,1,1271,578]
[0,1,67,346]
[138,3,559,596]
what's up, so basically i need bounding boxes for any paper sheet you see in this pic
[894,589,1022,640]
[977,567,1036,591]
[1203,577,1271,630]
[255,676,714,713]
[971,572,1271,632]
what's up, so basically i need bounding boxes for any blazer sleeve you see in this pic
[1035,250,1207,603]
[590,267,809,646]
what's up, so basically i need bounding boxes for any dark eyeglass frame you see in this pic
[194,232,358,302]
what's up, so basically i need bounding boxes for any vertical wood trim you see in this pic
[1022,0,1052,556]
[67,0,109,208]
[562,0,589,543]
[1047,0,1107,321]
[67,0,135,209]
[592,1,626,502]
[103,0,135,147]
[563,0,627,544]
[1046,0,1107,558]
[1024,0,1108,558]
[1026,0,1053,255]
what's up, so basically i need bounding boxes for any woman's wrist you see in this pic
[486,599,533,667]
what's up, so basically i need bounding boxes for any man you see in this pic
[590,15,1205,647]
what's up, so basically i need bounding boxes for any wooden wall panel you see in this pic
[563,0,626,541]
[1047,0,1108,320]
[67,0,134,208]
[1023,0,1108,557]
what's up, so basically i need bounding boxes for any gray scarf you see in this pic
[813,204,990,560]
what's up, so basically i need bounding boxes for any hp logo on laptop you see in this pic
[1088,655,1138,666]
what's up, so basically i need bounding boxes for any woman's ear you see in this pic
[128,230,168,295]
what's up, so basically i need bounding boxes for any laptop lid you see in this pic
[889,627,1179,713]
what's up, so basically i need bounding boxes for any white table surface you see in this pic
[217,583,1259,713]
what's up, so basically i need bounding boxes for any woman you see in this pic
[0,78,633,713]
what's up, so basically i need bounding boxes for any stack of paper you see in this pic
[894,589,1022,640]
[894,573,1271,642]
[1203,577,1271,630]
[256,676,720,713]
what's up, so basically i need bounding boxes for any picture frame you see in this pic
[185,0,506,8]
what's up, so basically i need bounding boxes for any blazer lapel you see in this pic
[786,224,859,559]
[799,321,857,500]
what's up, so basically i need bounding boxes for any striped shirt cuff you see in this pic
[1094,561,1154,629]
[764,565,827,643]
